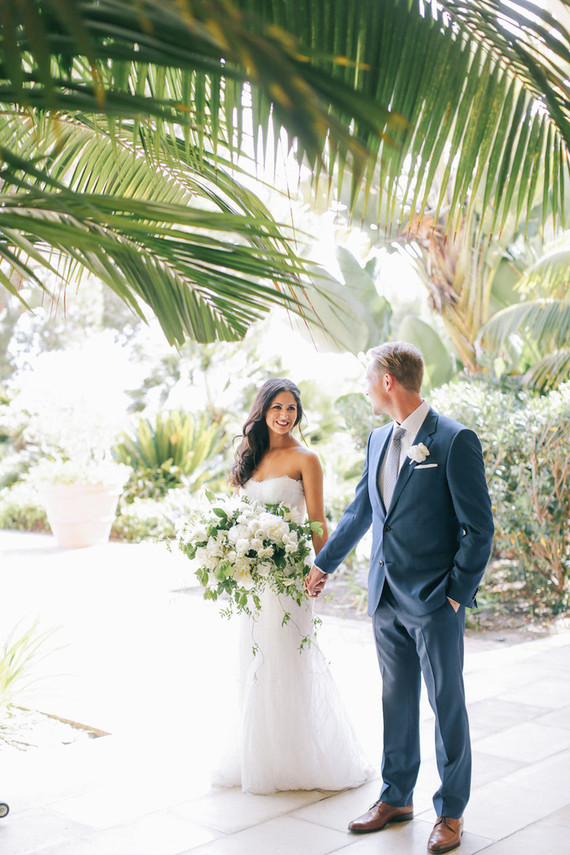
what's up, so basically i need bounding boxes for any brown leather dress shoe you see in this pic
[428,816,464,853]
[348,800,413,833]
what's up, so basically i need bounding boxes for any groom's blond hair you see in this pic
[369,342,424,392]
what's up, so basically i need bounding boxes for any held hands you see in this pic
[305,564,327,598]
[304,569,459,607]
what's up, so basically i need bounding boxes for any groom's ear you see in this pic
[384,372,395,391]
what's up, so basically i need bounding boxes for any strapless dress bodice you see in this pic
[243,475,305,520]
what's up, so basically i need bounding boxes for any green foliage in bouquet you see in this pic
[114,410,227,500]
[178,493,323,628]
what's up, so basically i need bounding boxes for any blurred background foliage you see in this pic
[1,225,569,620]
[0,0,569,625]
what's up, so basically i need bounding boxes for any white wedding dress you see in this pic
[213,475,373,794]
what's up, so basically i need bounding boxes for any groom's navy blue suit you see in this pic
[315,407,494,817]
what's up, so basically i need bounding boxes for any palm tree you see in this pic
[0,110,311,345]
[0,0,568,343]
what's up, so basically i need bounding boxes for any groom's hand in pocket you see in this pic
[305,564,327,597]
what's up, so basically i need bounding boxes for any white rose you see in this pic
[228,524,248,543]
[251,538,263,551]
[235,538,250,555]
[257,562,272,577]
[233,560,254,588]
[195,546,209,565]
[287,507,303,524]
[204,554,218,571]
[259,513,288,541]
[206,539,222,557]
[407,443,430,463]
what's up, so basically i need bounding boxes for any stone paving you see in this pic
[1,530,569,854]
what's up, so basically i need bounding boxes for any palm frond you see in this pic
[0,149,317,344]
[517,246,570,298]
[1,0,569,347]
[523,347,570,392]
[0,109,329,344]
[2,0,569,227]
[479,299,570,352]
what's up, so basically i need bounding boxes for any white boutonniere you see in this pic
[407,443,430,463]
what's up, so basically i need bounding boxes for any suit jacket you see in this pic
[315,408,494,617]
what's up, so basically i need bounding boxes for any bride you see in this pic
[213,377,373,794]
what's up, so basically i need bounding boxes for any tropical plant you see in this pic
[295,245,456,386]
[295,247,392,354]
[368,145,568,376]
[478,241,570,391]
[0,0,568,345]
[0,620,59,711]
[0,111,310,345]
[113,409,228,499]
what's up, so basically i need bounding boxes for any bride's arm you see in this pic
[300,452,328,555]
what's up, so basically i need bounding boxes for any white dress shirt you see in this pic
[378,399,430,498]
[314,399,430,577]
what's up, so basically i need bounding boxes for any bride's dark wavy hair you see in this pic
[229,378,303,488]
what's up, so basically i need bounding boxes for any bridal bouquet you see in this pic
[178,493,323,618]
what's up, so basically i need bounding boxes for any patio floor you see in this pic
[1,529,569,855]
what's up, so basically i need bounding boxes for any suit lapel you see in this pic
[387,408,439,516]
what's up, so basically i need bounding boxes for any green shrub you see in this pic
[0,481,49,532]
[114,410,228,501]
[112,498,176,542]
[431,379,570,607]
[112,488,202,543]
[0,450,33,490]
[336,392,387,452]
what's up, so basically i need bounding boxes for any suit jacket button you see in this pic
[379,560,384,566]
[384,524,391,532]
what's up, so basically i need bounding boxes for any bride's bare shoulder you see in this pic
[290,445,322,474]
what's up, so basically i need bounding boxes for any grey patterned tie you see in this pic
[383,426,406,508]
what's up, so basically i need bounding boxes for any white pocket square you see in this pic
[414,463,438,469]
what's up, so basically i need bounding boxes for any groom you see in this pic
[306,341,494,854]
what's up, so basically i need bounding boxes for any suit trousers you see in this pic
[372,584,471,818]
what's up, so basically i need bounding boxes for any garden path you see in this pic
[0,530,569,854]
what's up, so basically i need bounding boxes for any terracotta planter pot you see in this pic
[41,482,123,548]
